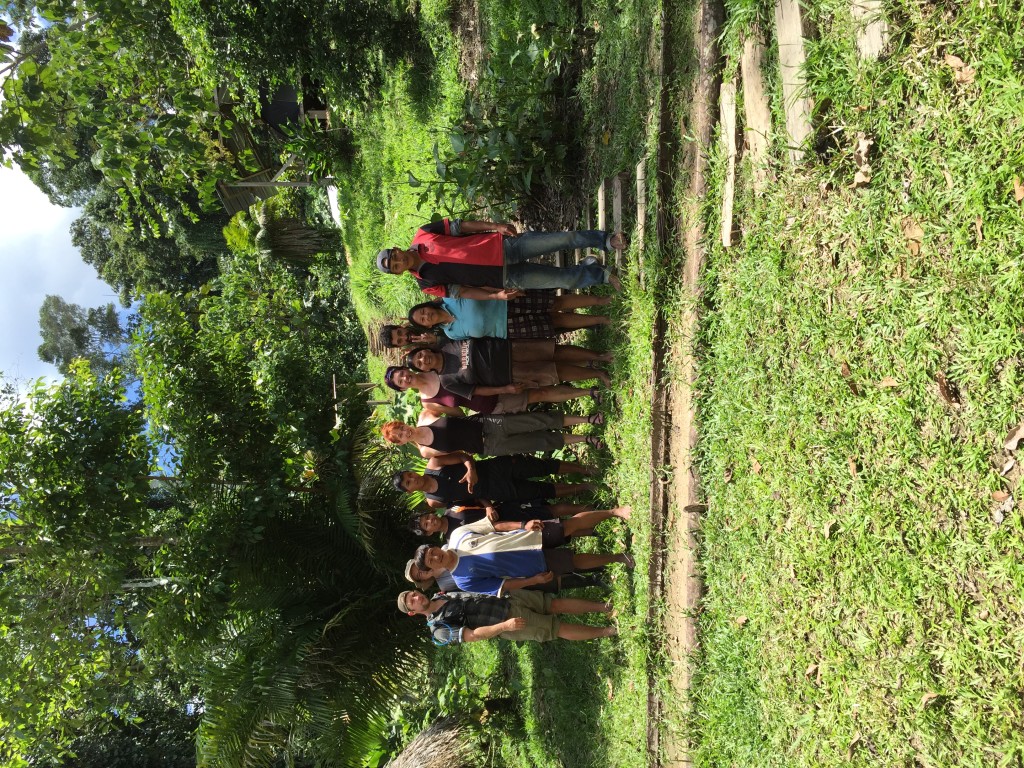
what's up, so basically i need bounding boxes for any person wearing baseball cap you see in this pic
[396,589,616,645]
[376,217,625,298]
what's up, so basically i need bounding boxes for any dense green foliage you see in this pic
[0,1,233,230]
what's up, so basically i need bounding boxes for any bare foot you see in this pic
[614,505,632,521]
[607,272,623,292]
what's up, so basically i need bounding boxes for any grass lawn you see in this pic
[689,1,1024,765]
[329,0,1024,763]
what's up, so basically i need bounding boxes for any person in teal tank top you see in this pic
[407,292,611,340]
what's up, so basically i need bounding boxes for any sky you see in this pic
[0,164,116,387]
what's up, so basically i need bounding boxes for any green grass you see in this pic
[690,1,1024,765]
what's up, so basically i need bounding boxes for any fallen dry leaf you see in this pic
[853,166,872,188]
[735,615,749,628]
[955,66,976,84]
[879,376,900,388]
[921,692,940,708]
[943,170,954,190]
[944,53,976,84]
[724,467,734,483]
[824,520,838,539]
[991,490,1010,502]
[751,457,762,475]
[1004,422,1024,451]
[1014,176,1024,203]
[975,215,984,242]
[805,663,819,679]
[771,490,782,500]
[1000,457,1016,476]
[979,609,990,620]
[993,497,1011,524]
[848,456,859,479]
[901,217,924,256]
[936,371,961,405]
[853,133,874,167]
[841,362,861,396]
[606,678,614,701]
[848,731,863,759]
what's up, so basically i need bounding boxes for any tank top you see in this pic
[424,417,485,454]
[422,385,498,414]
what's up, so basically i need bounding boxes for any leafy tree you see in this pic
[0,364,155,765]
[37,295,128,376]
[71,186,226,301]
[168,0,422,104]
[57,675,200,768]
[0,1,234,231]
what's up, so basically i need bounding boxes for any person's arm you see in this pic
[501,571,554,592]
[473,383,524,396]
[492,519,542,532]
[458,220,518,236]
[462,617,527,642]
[426,451,475,469]
[426,452,477,491]
[421,402,464,418]
[457,286,525,301]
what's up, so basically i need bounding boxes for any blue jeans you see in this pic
[502,230,609,291]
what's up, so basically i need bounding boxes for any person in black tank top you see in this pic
[391,454,598,508]
[380,411,605,457]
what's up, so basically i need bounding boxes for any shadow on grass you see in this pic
[501,637,620,768]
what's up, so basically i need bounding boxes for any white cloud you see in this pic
[0,165,115,386]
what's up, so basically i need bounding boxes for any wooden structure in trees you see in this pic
[213,80,330,215]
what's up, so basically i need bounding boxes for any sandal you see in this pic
[606,232,629,251]
[585,435,605,450]
[587,413,605,426]
[621,553,636,569]
[588,387,603,404]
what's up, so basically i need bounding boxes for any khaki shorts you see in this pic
[503,590,559,642]
[492,392,529,414]
[509,340,559,388]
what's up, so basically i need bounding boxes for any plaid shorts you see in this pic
[506,293,557,339]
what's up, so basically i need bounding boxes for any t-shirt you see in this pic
[411,219,505,298]
[437,340,512,400]
[439,296,508,339]
[444,518,545,595]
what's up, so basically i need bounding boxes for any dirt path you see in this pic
[646,0,724,764]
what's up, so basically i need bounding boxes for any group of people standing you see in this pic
[373,217,634,646]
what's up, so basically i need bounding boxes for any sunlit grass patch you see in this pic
[690,1,1024,765]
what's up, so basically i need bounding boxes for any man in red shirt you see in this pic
[376,218,626,298]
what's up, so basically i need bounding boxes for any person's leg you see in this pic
[551,312,609,331]
[573,553,633,569]
[557,460,597,476]
[561,506,631,537]
[552,344,612,364]
[552,482,597,497]
[557,623,617,640]
[525,385,593,406]
[557,571,609,589]
[554,363,610,387]
[549,598,612,615]
[549,502,588,516]
[552,294,612,311]
[503,230,607,263]
[506,262,609,292]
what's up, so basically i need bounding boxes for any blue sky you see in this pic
[0,164,116,387]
